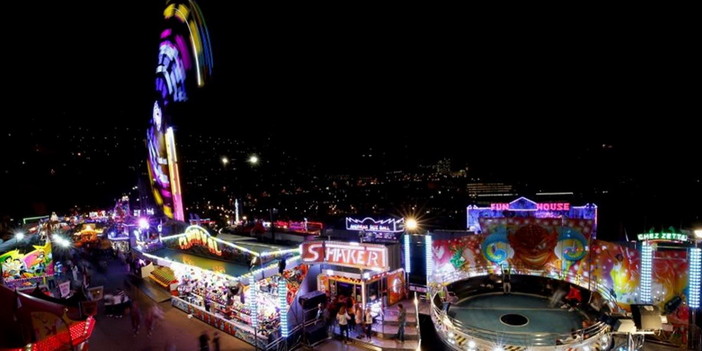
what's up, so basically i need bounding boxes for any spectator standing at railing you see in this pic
[502,267,511,294]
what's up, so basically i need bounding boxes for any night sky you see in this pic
[3,1,699,231]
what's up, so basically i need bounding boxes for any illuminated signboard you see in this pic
[345,217,404,233]
[300,241,388,270]
[490,202,570,211]
[1,239,54,282]
[177,225,222,255]
[467,197,597,233]
[637,232,688,242]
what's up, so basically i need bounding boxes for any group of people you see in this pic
[128,302,165,336]
[332,304,375,343]
[198,330,221,351]
[320,293,408,343]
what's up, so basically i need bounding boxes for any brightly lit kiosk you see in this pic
[632,229,701,350]
[300,240,407,318]
[135,225,303,350]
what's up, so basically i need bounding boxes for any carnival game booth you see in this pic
[427,198,701,351]
[0,284,95,351]
[300,240,407,316]
[136,225,305,350]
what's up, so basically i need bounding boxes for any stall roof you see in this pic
[232,242,295,254]
[150,248,250,277]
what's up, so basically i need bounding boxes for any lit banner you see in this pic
[637,231,688,242]
[346,217,404,243]
[346,217,404,232]
[300,241,388,270]
[467,196,597,234]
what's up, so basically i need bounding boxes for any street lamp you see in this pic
[248,155,259,165]
[221,156,229,166]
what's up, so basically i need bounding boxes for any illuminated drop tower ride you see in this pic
[146,0,213,221]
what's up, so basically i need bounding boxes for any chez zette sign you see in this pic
[300,241,388,270]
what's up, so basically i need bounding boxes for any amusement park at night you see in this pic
[1,1,701,351]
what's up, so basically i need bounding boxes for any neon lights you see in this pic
[165,127,184,221]
[637,232,688,242]
[300,241,389,270]
[138,218,150,230]
[467,197,597,232]
[278,278,288,337]
[160,225,300,258]
[425,235,433,283]
[404,234,411,273]
[346,217,405,232]
[273,220,324,234]
[176,225,221,255]
[249,274,257,329]
[148,0,213,220]
[689,248,701,308]
[640,242,653,303]
[489,201,570,211]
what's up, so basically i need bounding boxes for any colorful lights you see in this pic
[278,278,288,338]
[138,218,150,230]
[689,248,701,308]
[640,241,653,303]
[425,235,433,283]
[404,234,411,273]
[148,0,213,220]
[160,225,299,258]
[165,127,184,221]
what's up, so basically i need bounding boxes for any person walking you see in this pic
[198,331,210,351]
[336,306,351,343]
[212,332,221,351]
[395,303,406,342]
[129,303,142,336]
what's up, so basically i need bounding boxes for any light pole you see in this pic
[404,218,418,300]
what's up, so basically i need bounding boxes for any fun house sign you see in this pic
[300,241,388,270]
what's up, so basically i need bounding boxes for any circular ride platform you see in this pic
[432,274,611,351]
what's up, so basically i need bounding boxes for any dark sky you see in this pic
[3,1,700,227]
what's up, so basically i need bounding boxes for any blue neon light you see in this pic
[404,234,411,273]
[640,242,653,303]
[249,274,258,328]
[689,248,701,308]
[279,278,289,337]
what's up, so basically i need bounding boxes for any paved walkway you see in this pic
[87,257,256,351]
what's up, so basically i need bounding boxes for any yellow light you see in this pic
[694,229,702,239]
[406,218,418,231]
